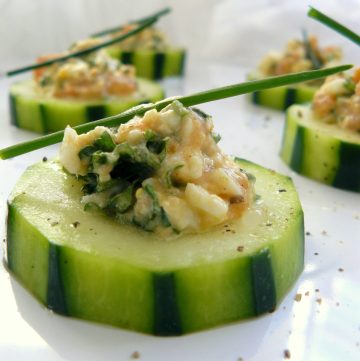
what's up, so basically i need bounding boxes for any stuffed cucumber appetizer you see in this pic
[106,24,185,80]
[250,35,342,110]
[281,69,360,191]
[6,101,304,335]
[10,39,164,134]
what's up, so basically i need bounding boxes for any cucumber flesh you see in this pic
[280,104,360,191]
[9,78,164,134]
[106,48,186,80]
[6,158,304,335]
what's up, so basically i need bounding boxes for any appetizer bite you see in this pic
[106,24,186,80]
[6,101,304,334]
[10,39,164,134]
[3,66,348,335]
[250,34,342,110]
[281,69,360,192]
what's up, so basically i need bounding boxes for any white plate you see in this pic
[0,64,359,361]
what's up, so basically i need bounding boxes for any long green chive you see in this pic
[4,18,157,77]
[91,7,171,38]
[0,64,352,160]
[308,7,360,46]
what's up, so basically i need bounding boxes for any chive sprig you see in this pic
[91,7,171,38]
[308,7,360,46]
[0,64,352,160]
[5,18,157,77]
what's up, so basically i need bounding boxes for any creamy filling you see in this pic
[60,101,253,237]
[256,35,341,79]
[34,38,137,100]
[312,68,360,132]
[111,24,170,51]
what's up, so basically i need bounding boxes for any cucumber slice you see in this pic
[9,78,165,134]
[280,104,360,191]
[6,158,304,335]
[106,48,186,80]
[251,84,318,111]
[248,70,318,110]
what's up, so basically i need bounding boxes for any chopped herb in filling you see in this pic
[60,101,253,236]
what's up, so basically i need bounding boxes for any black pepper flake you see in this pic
[314,252,319,256]
[50,221,59,227]
[42,156,48,162]
[297,110,303,118]
[284,349,291,359]
[278,189,287,193]
[338,268,344,272]
[2,238,5,243]
[130,351,140,359]
[237,246,244,252]
[266,223,272,227]
[72,221,80,228]
[315,289,319,293]
[306,231,311,236]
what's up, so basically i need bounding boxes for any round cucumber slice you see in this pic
[106,47,186,80]
[247,73,318,111]
[6,158,304,335]
[251,84,318,111]
[9,78,165,134]
[280,104,360,191]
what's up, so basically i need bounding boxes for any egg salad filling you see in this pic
[110,24,170,51]
[60,101,253,236]
[312,68,360,132]
[34,38,137,100]
[257,35,341,79]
